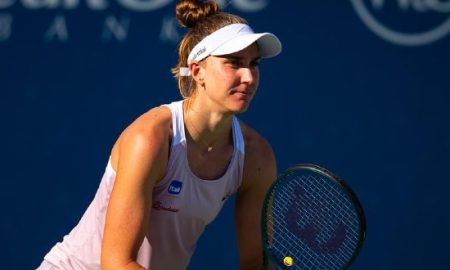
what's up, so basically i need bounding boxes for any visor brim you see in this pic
[211,32,282,59]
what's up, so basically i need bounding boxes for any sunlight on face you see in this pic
[200,43,261,113]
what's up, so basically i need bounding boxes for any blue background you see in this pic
[1,1,449,269]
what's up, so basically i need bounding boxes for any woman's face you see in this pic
[198,42,261,114]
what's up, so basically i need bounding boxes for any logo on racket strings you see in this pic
[286,186,346,254]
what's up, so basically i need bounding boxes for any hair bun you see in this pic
[175,0,221,28]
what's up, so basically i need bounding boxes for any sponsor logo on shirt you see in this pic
[168,180,183,195]
[152,200,179,213]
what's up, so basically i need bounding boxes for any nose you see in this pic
[240,67,259,85]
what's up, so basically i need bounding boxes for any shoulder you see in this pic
[119,105,172,147]
[239,121,273,157]
[110,105,173,170]
[129,105,172,132]
[238,121,277,192]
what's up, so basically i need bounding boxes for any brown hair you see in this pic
[171,0,247,98]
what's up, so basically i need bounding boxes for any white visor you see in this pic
[180,23,282,76]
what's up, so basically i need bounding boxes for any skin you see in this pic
[101,43,277,270]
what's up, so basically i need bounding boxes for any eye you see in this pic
[222,57,260,69]
[228,59,242,68]
[250,59,261,68]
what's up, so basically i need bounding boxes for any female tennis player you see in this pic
[37,0,281,269]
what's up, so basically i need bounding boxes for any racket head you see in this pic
[261,164,366,270]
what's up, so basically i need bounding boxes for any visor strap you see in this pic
[180,67,191,76]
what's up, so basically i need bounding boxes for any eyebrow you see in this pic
[220,55,261,62]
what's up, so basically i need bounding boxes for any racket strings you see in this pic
[265,173,362,269]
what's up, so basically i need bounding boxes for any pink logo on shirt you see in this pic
[152,200,180,212]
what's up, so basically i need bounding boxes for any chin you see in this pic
[229,100,251,114]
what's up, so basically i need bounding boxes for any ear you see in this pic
[190,61,205,85]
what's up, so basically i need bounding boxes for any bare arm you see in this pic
[101,107,172,270]
[235,124,277,270]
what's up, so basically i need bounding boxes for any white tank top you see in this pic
[42,100,245,270]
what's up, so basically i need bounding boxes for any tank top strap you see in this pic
[164,100,186,146]
[231,116,244,154]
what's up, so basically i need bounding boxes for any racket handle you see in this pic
[263,252,268,270]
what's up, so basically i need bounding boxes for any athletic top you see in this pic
[42,100,245,270]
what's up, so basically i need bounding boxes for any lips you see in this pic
[230,89,253,99]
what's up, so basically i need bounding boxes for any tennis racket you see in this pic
[261,164,366,270]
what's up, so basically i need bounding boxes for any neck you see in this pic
[183,98,233,152]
